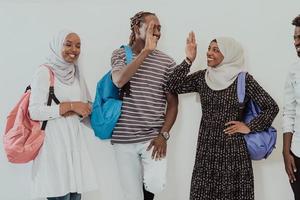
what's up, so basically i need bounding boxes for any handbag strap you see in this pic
[237,72,246,104]
[41,65,60,130]
[237,72,247,120]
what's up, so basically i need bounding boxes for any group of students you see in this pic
[24,11,300,200]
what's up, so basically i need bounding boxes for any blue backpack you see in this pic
[237,72,277,160]
[91,45,133,139]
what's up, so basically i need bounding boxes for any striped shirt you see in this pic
[111,48,176,144]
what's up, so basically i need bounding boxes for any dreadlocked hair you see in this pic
[292,15,300,27]
[120,11,156,100]
[129,11,156,46]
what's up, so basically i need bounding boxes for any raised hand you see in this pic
[185,31,197,63]
[144,21,158,52]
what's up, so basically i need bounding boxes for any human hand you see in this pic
[185,31,197,63]
[62,111,77,117]
[72,102,92,118]
[224,121,250,135]
[144,21,158,52]
[147,135,167,160]
[283,151,297,183]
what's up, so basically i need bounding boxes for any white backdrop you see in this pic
[0,0,299,199]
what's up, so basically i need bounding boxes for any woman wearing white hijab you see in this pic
[166,35,279,200]
[29,30,98,200]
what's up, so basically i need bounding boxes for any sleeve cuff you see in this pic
[182,59,192,67]
[48,104,61,119]
[283,128,294,134]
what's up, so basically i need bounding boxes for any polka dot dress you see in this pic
[166,62,279,200]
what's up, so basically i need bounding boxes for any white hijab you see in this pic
[45,30,91,103]
[205,37,245,91]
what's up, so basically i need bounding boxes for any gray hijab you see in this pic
[205,37,246,91]
[45,30,91,103]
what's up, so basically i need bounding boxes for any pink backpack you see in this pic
[3,65,60,163]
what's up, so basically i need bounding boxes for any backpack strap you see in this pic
[121,45,133,64]
[41,65,60,130]
[47,66,55,87]
[119,45,133,99]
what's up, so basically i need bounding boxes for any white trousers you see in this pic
[114,141,167,200]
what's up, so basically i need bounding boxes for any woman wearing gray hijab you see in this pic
[166,36,279,200]
[29,30,98,200]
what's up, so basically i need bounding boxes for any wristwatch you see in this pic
[160,131,170,141]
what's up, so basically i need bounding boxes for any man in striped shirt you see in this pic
[111,11,197,200]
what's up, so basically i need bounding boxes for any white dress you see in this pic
[29,67,98,199]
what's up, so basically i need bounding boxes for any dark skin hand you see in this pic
[224,121,250,135]
[147,134,167,161]
[283,132,297,183]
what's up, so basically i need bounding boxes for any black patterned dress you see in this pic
[166,61,279,200]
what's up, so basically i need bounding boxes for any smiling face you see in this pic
[136,14,161,41]
[61,33,81,63]
[206,41,224,68]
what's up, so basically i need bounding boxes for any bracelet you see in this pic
[185,57,192,65]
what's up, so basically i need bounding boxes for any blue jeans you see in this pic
[47,193,81,200]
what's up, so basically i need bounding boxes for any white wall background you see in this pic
[0,0,299,199]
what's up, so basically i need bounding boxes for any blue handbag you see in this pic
[91,45,133,139]
[237,72,277,160]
